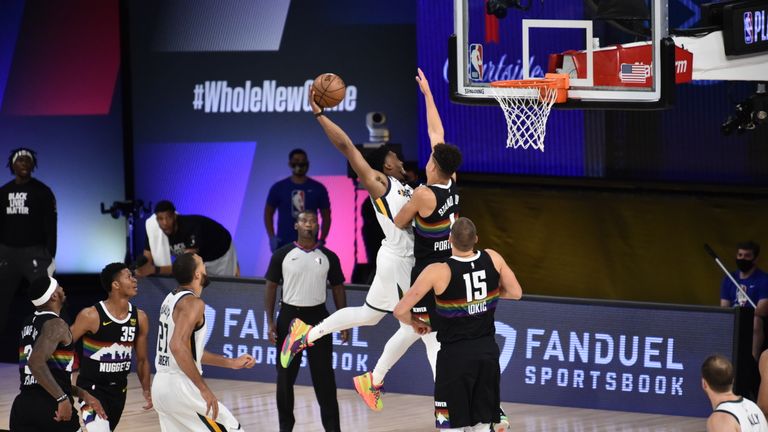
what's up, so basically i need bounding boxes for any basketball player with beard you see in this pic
[151,253,255,431]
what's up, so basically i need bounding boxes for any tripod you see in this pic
[101,200,152,265]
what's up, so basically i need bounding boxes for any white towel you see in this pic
[145,214,172,267]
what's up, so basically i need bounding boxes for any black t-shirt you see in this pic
[144,215,231,262]
[0,178,57,255]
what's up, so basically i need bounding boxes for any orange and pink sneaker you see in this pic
[353,371,383,411]
[280,318,313,368]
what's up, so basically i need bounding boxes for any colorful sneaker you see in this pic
[493,406,510,432]
[353,371,383,411]
[280,318,313,368]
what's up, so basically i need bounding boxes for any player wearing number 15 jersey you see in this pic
[152,253,255,432]
[394,218,523,430]
[70,262,152,432]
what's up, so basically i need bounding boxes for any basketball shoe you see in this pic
[280,318,313,368]
[353,371,383,411]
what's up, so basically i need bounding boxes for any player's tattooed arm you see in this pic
[29,318,71,400]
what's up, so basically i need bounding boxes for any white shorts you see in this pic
[152,372,244,432]
[365,247,415,312]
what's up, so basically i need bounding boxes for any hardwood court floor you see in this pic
[0,363,705,431]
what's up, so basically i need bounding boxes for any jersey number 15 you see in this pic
[463,270,487,302]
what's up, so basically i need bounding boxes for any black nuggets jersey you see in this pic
[78,302,139,387]
[18,311,74,392]
[435,251,500,344]
[413,180,459,264]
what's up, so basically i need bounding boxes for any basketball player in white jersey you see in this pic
[278,91,423,409]
[702,354,768,432]
[152,253,256,431]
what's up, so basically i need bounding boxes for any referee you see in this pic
[265,209,348,432]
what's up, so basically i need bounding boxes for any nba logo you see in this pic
[745,11,754,44]
[469,44,483,81]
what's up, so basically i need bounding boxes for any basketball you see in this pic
[312,73,346,108]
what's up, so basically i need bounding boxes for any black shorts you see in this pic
[77,379,128,431]
[10,388,80,432]
[434,336,500,429]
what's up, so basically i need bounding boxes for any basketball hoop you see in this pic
[489,73,569,152]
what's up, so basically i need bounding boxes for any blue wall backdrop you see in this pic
[0,0,126,272]
[128,0,419,278]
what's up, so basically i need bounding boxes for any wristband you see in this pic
[314,111,324,118]
[56,394,68,403]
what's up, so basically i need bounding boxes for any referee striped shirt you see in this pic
[265,242,344,306]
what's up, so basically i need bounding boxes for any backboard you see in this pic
[451,0,679,110]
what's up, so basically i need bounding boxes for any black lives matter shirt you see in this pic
[144,215,231,262]
[0,178,57,256]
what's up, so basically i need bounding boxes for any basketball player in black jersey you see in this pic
[69,262,152,431]
[394,217,522,431]
[354,68,463,412]
[10,275,106,431]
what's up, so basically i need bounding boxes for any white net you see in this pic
[489,86,558,152]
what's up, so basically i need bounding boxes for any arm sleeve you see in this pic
[265,246,290,283]
[322,248,345,285]
[43,186,57,257]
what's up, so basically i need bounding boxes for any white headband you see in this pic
[12,150,33,164]
[32,277,58,307]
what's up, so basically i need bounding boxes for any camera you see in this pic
[366,112,389,143]
[722,83,768,135]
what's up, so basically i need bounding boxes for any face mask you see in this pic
[736,259,755,273]
[201,274,210,289]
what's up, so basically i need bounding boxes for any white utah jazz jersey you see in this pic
[155,290,207,375]
[370,176,414,257]
[715,397,768,432]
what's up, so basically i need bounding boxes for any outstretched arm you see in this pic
[416,68,445,149]
[311,93,389,199]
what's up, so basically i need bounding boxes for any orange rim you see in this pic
[490,73,569,103]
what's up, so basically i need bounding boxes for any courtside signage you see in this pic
[136,278,734,417]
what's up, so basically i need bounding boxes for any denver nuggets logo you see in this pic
[130,318,137,326]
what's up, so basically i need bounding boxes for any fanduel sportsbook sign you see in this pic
[135,278,736,417]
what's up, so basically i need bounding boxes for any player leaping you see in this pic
[279,86,419,399]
